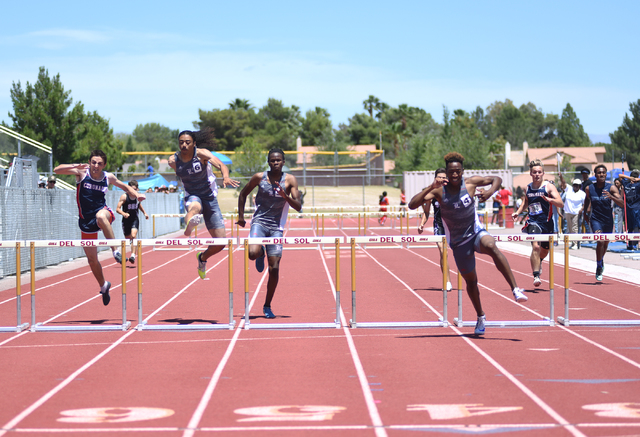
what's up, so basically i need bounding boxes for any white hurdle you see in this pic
[0,241,30,332]
[240,236,343,330]
[28,239,132,332]
[454,234,556,328]
[349,235,449,328]
[557,233,640,327]
[135,237,235,331]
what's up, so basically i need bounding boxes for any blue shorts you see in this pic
[526,220,554,250]
[185,195,225,230]
[590,219,613,234]
[250,223,283,257]
[79,207,114,237]
[450,230,490,276]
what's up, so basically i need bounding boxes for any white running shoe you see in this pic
[533,275,542,287]
[513,287,528,303]
[474,315,486,335]
[184,214,202,236]
[446,281,452,291]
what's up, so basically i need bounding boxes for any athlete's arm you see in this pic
[467,175,501,203]
[54,163,88,182]
[116,194,129,218]
[274,174,302,212]
[408,181,443,210]
[236,173,262,227]
[138,201,149,219]
[197,149,240,188]
[512,194,529,219]
[604,185,624,208]
[542,183,564,208]
[559,173,567,191]
[109,174,145,202]
[619,174,640,183]
[168,154,177,170]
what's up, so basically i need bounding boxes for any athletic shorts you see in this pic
[250,222,283,258]
[450,230,490,276]
[122,216,140,237]
[526,220,554,250]
[626,207,640,231]
[185,195,225,230]
[590,219,613,234]
[79,207,114,239]
[434,220,445,236]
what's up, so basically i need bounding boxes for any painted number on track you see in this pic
[57,407,174,423]
[234,405,346,422]
[583,403,640,419]
[407,404,522,420]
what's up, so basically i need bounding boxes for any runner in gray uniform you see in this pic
[169,129,239,279]
[236,148,302,319]
[409,152,527,336]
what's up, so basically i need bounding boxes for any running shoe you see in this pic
[446,281,452,291]
[184,214,202,237]
[255,246,265,273]
[113,250,123,264]
[100,281,111,306]
[474,315,485,335]
[129,255,135,264]
[197,252,207,279]
[513,287,528,303]
[533,275,542,287]
[595,266,603,281]
[263,306,275,319]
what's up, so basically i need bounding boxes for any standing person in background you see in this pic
[613,178,625,233]
[490,191,501,225]
[417,168,451,291]
[399,188,407,217]
[513,159,564,287]
[559,173,586,250]
[46,175,57,189]
[116,179,149,264]
[236,148,302,319]
[619,170,640,251]
[409,152,527,337]
[378,191,389,225]
[168,129,240,279]
[54,149,145,306]
[584,165,624,281]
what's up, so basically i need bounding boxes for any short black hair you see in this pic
[268,148,285,160]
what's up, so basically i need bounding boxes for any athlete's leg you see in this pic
[96,208,115,240]
[477,234,518,290]
[184,200,202,225]
[461,269,484,317]
[529,241,549,271]
[83,246,105,287]
[129,228,138,256]
[596,241,609,262]
[264,256,281,308]
[200,227,226,261]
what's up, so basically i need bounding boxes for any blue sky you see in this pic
[1,0,638,143]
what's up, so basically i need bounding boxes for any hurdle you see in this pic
[349,235,449,328]
[453,234,556,328]
[136,237,235,331]
[0,241,30,332]
[241,236,343,329]
[557,233,640,327]
[29,240,132,332]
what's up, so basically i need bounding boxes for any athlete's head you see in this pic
[267,148,285,172]
[89,149,107,166]
[435,167,446,178]
[178,128,216,152]
[444,152,464,184]
[631,169,640,178]
[128,180,139,189]
[594,165,607,183]
[529,159,543,172]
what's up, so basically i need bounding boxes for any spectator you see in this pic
[613,178,625,233]
[147,164,154,177]
[378,191,389,225]
[560,173,586,249]
[38,176,46,188]
[47,175,57,189]
[490,191,501,225]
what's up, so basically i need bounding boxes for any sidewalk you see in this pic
[489,222,639,285]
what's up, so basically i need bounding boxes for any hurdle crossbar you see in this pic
[454,234,555,328]
[0,241,30,332]
[136,237,235,331]
[241,236,343,329]
[349,235,449,328]
[28,239,131,332]
[557,233,640,327]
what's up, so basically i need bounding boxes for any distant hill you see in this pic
[589,134,611,144]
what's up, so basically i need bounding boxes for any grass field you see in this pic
[216,185,403,212]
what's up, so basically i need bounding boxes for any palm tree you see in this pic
[362,95,380,117]
[229,98,252,111]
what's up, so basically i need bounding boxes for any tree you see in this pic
[609,99,640,169]
[553,103,591,148]
[229,98,252,111]
[346,113,380,146]
[7,66,120,170]
[232,138,267,177]
[132,123,178,152]
[362,95,380,118]
[253,98,302,151]
[197,108,255,151]
[301,107,332,146]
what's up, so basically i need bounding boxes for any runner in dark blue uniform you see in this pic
[169,129,240,279]
[619,170,640,250]
[236,148,302,319]
[116,179,149,264]
[512,159,564,288]
[55,150,144,306]
[409,152,527,336]
[418,168,451,291]
[585,164,624,280]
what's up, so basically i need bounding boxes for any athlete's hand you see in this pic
[137,193,146,202]
[124,213,130,219]
[432,175,448,189]
[235,218,246,228]
[475,188,492,203]
[273,181,287,198]
[222,177,240,188]
[417,225,424,234]
[144,214,149,220]
[511,212,518,220]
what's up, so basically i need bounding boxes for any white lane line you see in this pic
[316,243,388,437]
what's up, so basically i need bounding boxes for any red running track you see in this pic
[0,216,639,437]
